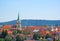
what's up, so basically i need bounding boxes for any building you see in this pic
[16,12,22,30]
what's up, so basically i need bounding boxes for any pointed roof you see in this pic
[18,12,19,20]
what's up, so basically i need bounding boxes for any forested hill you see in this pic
[0,20,60,26]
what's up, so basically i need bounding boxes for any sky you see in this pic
[0,0,60,22]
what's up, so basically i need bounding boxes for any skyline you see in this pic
[0,0,60,22]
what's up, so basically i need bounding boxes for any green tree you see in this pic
[1,30,8,38]
[45,34,51,39]
[39,39,47,41]
[13,30,17,35]
[16,35,25,41]
[5,35,13,41]
[33,32,42,40]
[13,30,22,35]
[23,30,30,35]
[17,30,22,34]
[0,38,5,41]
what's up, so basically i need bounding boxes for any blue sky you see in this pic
[0,0,60,22]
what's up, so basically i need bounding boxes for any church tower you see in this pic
[51,25,54,31]
[17,12,22,30]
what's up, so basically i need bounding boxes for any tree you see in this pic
[1,30,8,38]
[13,30,22,35]
[39,39,47,41]
[45,34,51,39]
[5,35,13,41]
[23,30,30,35]
[17,30,22,34]
[0,38,5,41]
[33,32,42,40]
[13,30,17,35]
[16,35,25,41]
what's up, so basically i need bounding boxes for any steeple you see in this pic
[18,12,19,20]
[17,12,22,30]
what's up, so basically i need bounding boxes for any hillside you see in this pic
[0,20,60,26]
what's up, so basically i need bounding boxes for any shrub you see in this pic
[0,38,5,41]
[5,35,13,41]
[16,35,25,41]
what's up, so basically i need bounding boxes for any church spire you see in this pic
[18,12,19,20]
[17,12,22,30]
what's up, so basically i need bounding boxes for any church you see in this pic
[0,12,22,34]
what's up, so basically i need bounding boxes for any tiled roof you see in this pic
[3,25,13,29]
